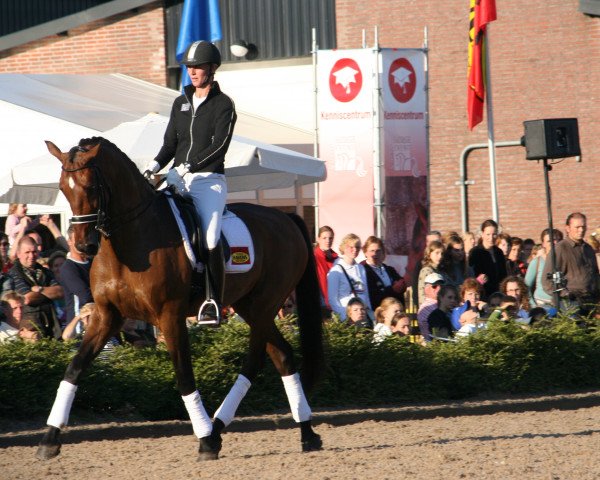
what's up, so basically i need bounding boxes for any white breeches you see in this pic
[184,172,227,249]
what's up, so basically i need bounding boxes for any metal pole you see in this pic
[543,159,562,308]
[423,26,430,232]
[312,27,320,237]
[457,140,521,232]
[373,26,382,238]
[484,32,499,224]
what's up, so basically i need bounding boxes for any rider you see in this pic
[145,41,237,323]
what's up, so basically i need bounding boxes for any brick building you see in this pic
[1,0,599,241]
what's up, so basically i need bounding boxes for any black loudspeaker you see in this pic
[522,118,581,160]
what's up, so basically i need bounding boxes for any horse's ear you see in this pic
[45,141,68,164]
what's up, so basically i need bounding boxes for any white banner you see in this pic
[317,49,376,246]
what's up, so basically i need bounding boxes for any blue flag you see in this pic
[176,0,222,90]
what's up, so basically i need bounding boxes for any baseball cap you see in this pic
[424,273,445,285]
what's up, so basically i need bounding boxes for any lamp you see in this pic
[230,40,258,60]
[230,40,249,58]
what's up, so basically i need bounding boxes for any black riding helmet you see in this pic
[181,41,221,67]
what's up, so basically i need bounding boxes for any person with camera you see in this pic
[542,212,599,315]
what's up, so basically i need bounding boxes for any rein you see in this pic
[62,156,155,237]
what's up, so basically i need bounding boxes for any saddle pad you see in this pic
[166,195,254,273]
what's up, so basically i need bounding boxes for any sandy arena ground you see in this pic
[1,391,600,480]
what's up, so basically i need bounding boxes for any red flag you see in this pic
[467,0,497,130]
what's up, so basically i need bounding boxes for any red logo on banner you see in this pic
[329,58,363,102]
[388,58,417,103]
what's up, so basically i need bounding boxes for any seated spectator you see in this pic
[277,295,296,319]
[488,291,504,309]
[487,295,523,323]
[417,240,445,306]
[346,297,371,328]
[391,312,411,337]
[314,225,338,314]
[417,273,445,341]
[469,219,508,299]
[524,228,563,307]
[455,309,484,337]
[0,291,24,342]
[121,318,157,348]
[427,285,459,339]
[327,233,371,321]
[499,275,530,318]
[62,303,120,357]
[440,233,474,288]
[2,236,64,339]
[451,277,488,330]
[361,236,406,310]
[0,233,11,274]
[373,297,403,343]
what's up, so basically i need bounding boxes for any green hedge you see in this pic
[1,316,599,420]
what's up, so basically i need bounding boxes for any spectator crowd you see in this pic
[2,202,599,348]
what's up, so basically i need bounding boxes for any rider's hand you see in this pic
[174,163,189,177]
[143,160,160,179]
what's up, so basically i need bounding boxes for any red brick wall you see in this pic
[0,2,167,86]
[336,0,600,241]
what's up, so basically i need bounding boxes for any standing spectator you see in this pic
[416,273,445,341]
[417,240,445,306]
[520,238,535,268]
[440,233,473,288]
[361,236,406,310]
[524,228,563,307]
[372,297,402,343]
[507,237,525,277]
[391,312,412,337]
[469,219,508,299]
[587,227,600,270]
[2,236,63,339]
[327,233,371,321]
[411,231,442,311]
[542,212,600,314]
[461,231,476,260]
[495,232,511,258]
[450,278,488,331]
[59,225,93,330]
[313,226,338,312]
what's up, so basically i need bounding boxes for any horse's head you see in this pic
[47,139,103,256]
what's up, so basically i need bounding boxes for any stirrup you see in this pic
[197,298,222,326]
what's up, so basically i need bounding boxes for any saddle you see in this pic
[165,188,230,265]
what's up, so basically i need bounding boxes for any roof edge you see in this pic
[0,0,160,52]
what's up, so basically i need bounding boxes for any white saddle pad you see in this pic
[165,194,254,273]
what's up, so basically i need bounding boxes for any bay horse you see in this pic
[37,137,324,460]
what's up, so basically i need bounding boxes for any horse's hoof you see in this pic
[36,443,61,460]
[198,434,221,461]
[301,433,323,452]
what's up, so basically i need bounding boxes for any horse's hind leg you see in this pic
[265,323,322,452]
[37,308,122,460]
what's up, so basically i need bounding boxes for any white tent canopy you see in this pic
[0,113,325,205]
[0,74,323,207]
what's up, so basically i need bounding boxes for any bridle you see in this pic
[62,148,154,238]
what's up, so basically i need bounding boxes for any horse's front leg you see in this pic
[37,307,122,460]
[160,315,219,460]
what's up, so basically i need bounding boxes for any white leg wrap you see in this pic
[47,381,78,429]
[182,390,213,438]
[282,373,312,423]
[214,374,251,427]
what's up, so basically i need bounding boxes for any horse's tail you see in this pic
[288,213,324,393]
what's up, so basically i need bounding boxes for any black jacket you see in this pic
[361,261,405,309]
[155,82,236,174]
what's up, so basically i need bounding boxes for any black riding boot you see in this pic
[198,242,225,325]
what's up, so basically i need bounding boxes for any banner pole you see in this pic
[373,26,383,238]
[312,27,320,237]
[484,32,499,223]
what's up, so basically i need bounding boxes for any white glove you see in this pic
[143,160,160,178]
[166,168,186,194]
[174,163,189,176]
